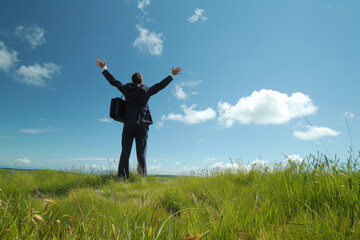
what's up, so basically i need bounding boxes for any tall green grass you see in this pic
[1,153,360,239]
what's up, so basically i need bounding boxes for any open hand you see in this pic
[96,59,106,68]
[172,66,182,76]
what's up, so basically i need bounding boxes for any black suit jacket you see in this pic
[103,69,173,127]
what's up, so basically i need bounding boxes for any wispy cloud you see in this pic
[133,25,163,56]
[343,112,355,119]
[17,157,31,164]
[210,159,268,172]
[0,41,19,73]
[293,125,340,141]
[19,128,58,134]
[193,138,204,143]
[217,89,318,128]
[138,0,150,12]
[204,157,216,162]
[148,163,163,172]
[283,154,304,166]
[15,62,62,87]
[188,8,208,23]
[1,33,61,89]
[173,85,187,99]
[85,164,108,171]
[158,104,216,127]
[15,25,46,49]
[210,161,240,171]
[180,80,203,87]
[71,157,110,161]
[29,156,117,162]
[147,163,201,175]
[99,118,112,123]
[172,80,203,100]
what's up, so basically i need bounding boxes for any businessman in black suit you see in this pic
[96,59,182,179]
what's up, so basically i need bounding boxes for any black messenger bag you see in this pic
[110,95,126,123]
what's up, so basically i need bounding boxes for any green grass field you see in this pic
[1,153,360,239]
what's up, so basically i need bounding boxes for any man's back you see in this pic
[96,58,182,179]
[102,69,173,126]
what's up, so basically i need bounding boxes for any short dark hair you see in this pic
[132,72,142,84]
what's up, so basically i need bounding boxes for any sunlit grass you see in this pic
[1,152,360,239]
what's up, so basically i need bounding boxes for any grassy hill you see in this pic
[1,155,360,239]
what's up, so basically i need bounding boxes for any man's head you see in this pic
[132,72,143,85]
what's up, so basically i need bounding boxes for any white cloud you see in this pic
[72,157,109,161]
[0,41,19,73]
[283,154,304,166]
[180,80,203,87]
[146,18,155,23]
[344,112,355,119]
[188,8,208,23]
[210,159,268,172]
[133,25,163,56]
[138,0,150,12]
[204,158,216,162]
[247,159,269,171]
[173,85,187,99]
[211,162,238,170]
[217,89,318,127]
[99,118,112,123]
[39,157,117,163]
[148,164,163,172]
[193,138,204,143]
[15,25,46,49]
[20,128,57,134]
[173,80,203,100]
[17,157,31,164]
[85,164,108,171]
[158,104,216,127]
[147,164,201,175]
[293,125,340,141]
[15,62,62,87]
[147,158,173,163]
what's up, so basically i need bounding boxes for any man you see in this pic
[96,59,182,179]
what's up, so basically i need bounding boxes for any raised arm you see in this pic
[148,66,182,96]
[96,58,126,93]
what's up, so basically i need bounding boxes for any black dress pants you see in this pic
[118,124,148,179]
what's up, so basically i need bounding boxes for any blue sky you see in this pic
[0,0,359,174]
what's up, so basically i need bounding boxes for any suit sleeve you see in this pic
[148,75,173,96]
[102,69,126,93]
